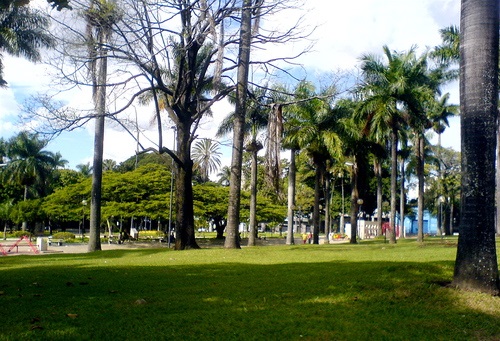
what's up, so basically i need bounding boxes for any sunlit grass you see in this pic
[0,236,499,340]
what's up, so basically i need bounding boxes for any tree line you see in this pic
[0,0,498,294]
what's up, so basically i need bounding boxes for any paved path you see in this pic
[1,240,169,256]
[2,237,348,256]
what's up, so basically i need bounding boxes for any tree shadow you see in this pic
[1,252,499,340]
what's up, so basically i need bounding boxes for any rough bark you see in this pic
[453,0,500,295]
[224,0,252,249]
[496,118,500,235]
[174,122,199,250]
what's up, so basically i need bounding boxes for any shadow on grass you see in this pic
[1,248,499,341]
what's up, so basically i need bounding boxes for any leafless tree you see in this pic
[22,0,311,250]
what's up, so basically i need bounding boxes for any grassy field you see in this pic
[1,237,499,340]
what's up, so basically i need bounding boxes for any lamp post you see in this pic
[81,200,87,241]
[168,126,176,248]
[438,196,445,237]
[357,198,364,217]
[339,172,345,234]
[357,198,364,238]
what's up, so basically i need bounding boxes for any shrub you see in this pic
[52,232,76,240]
[10,231,33,238]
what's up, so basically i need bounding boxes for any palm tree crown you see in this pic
[3,131,57,199]
[0,5,54,86]
[192,138,222,182]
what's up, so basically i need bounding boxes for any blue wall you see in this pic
[403,210,438,235]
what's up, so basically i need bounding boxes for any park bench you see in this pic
[48,239,64,246]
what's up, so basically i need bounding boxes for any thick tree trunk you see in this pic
[224,0,252,249]
[286,149,296,245]
[496,118,500,235]
[88,106,104,252]
[453,0,500,295]
[88,34,108,252]
[175,123,199,250]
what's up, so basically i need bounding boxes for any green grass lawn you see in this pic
[1,237,499,341]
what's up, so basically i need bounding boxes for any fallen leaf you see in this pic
[66,314,78,319]
[134,299,147,305]
[30,325,43,330]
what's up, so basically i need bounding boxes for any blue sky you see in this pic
[0,0,461,171]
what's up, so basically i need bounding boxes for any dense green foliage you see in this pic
[51,231,75,240]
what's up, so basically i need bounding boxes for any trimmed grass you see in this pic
[1,237,499,340]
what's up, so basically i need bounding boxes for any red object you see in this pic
[0,235,39,256]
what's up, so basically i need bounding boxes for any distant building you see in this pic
[403,210,438,236]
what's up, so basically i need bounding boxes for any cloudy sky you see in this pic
[0,0,461,172]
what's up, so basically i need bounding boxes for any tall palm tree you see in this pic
[0,4,54,86]
[430,94,459,149]
[3,132,56,230]
[429,93,459,235]
[4,132,55,200]
[53,152,68,169]
[216,166,231,186]
[102,159,116,172]
[84,0,121,252]
[217,86,270,246]
[453,0,500,295]
[224,0,254,249]
[335,98,375,244]
[358,46,437,243]
[76,162,93,176]
[431,25,460,80]
[358,47,407,243]
[284,81,342,244]
[192,138,222,183]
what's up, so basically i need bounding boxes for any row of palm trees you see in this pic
[213,40,458,246]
